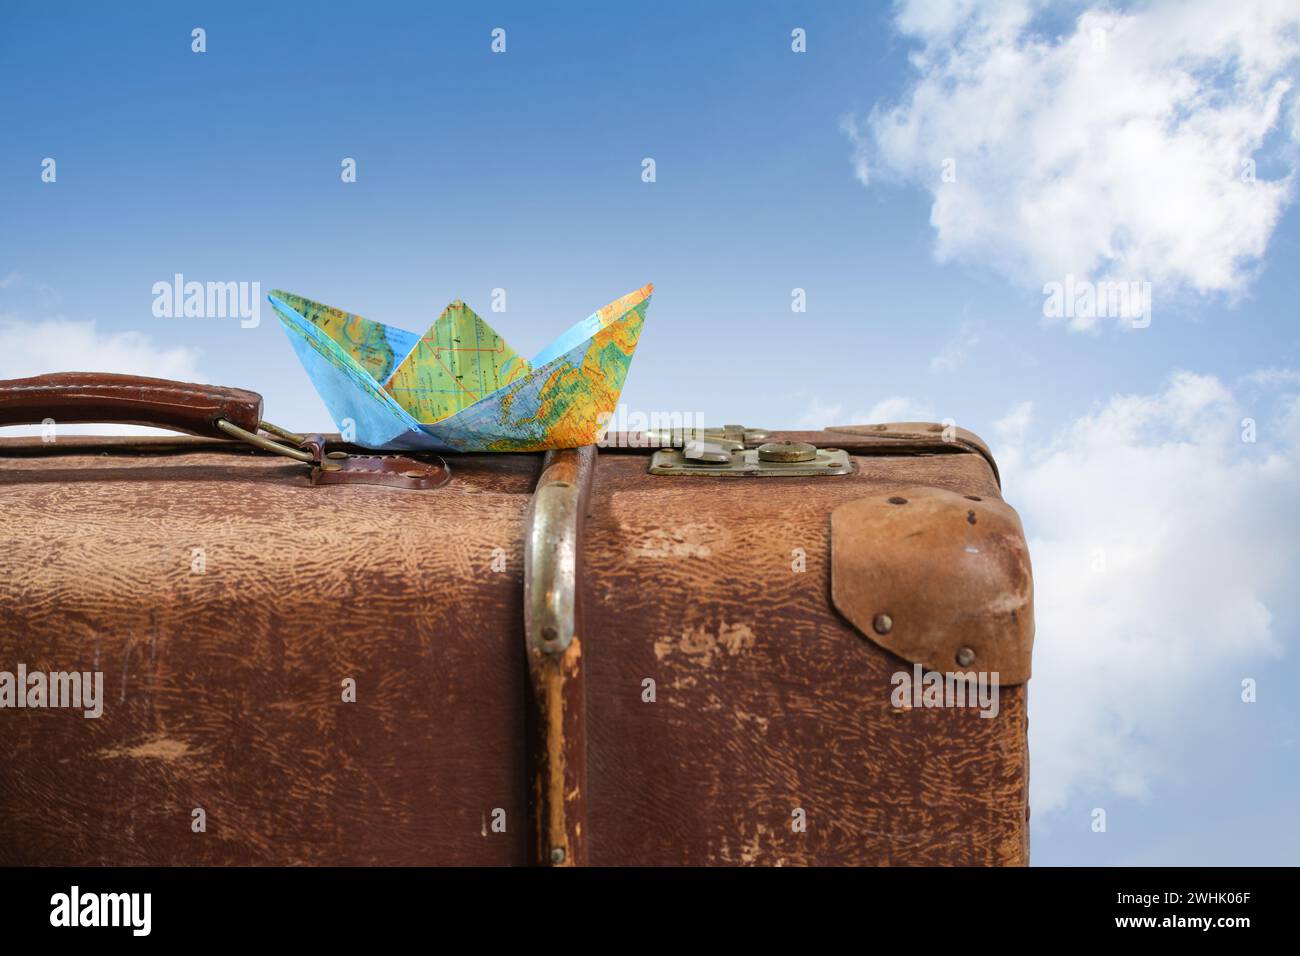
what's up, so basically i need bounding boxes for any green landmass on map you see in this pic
[382,300,530,424]
[268,290,404,384]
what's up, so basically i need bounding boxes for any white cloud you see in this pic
[795,396,853,430]
[930,319,983,372]
[841,118,873,188]
[1243,366,1300,389]
[994,398,1034,444]
[848,0,1300,327]
[865,395,933,423]
[0,317,201,380]
[998,372,1300,812]
[796,395,935,428]
[0,317,203,435]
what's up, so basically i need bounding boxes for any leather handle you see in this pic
[0,372,264,439]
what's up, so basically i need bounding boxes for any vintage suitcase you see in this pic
[0,373,1034,866]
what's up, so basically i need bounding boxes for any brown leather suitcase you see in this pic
[0,373,1034,866]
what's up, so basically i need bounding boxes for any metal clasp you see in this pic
[215,419,449,489]
[215,419,315,462]
[649,439,852,477]
[641,424,770,452]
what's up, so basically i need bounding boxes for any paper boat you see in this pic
[269,284,652,452]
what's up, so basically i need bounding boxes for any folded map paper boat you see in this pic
[269,284,652,452]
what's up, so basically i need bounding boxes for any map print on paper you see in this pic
[269,283,652,451]
[382,300,530,425]
[266,290,418,386]
[430,293,648,451]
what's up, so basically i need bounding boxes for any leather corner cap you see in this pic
[831,486,1034,684]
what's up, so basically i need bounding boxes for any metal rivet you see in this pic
[887,496,908,505]
[325,451,348,460]
[873,613,892,635]
[956,647,975,667]
[320,462,342,472]
[549,847,566,864]
[757,440,817,463]
[402,470,425,480]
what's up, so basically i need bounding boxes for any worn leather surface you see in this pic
[831,486,1034,684]
[0,426,1030,865]
[583,447,1029,865]
[0,446,535,865]
[0,373,263,438]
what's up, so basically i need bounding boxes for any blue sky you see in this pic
[2,0,1298,865]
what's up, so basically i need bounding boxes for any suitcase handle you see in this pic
[0,372,264,440]
[0,371,452,489]
[524,446,595,866]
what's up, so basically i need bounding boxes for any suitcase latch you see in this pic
[649,439,851,477]
[637,423,769,451]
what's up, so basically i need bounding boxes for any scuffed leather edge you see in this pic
[596,423,1002,487]
[824,423,1000,487]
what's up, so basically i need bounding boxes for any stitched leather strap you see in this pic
[0,372,263,439]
